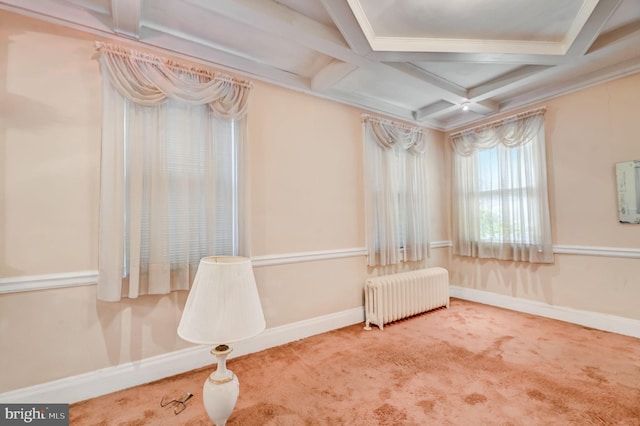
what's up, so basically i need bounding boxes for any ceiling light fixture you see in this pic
[461,102,470,111]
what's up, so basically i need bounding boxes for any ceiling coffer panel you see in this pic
[3,0,638,131]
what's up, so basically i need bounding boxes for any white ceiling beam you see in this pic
[470,15,640,106]
[311,60,359,92]
[468,100,500,115]
[588,20,640,54]
[367,51,566,66]
[385,62,468,103]
[188,0,483,99]
[320,0,372,56]
[370,37,565,56]
[468,65,553,100]
[0,0,112,33]
[564,0,624,57]
[414,99,499,121]
[111,0,141,38]
[331,90,442,128]
[140,25,312,89]
[185,0,370,68]
[413,101,456,121]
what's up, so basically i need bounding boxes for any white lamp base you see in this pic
[203,345,239,426]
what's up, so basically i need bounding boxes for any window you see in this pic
[122,99,240,280]
[363,115,430,267]
[476,144,535,244]
[451,108,553,263]
[96,43,251,301]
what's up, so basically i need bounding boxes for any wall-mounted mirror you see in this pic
[616,160,640,224]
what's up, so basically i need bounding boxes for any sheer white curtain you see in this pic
[96,42,252,301]
[363,115,430,266]
[450,108,553,263]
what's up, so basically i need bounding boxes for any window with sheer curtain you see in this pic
[450,108,553,263]
[96,42,252,301]
[362,115,430,267]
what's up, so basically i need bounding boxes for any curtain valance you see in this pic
[362,115,427,154]
[450,108,546,156]
[95,42,252,119]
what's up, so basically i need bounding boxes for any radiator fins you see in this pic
[364,267,449,330]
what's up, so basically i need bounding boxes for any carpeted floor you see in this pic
[70,299,640,425]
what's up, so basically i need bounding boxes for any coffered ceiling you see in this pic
[2,0,640,131]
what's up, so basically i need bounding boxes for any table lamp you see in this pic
[178,256,265,425]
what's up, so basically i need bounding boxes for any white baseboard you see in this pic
[449,285,640,339]
[4,286,638,404]
[0,306,365,404]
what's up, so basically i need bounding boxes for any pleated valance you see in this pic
[450,107,546,156]
[362,115,427,155]
[95,42,252,119]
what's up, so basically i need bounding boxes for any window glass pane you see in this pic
[476,144,535,244]
[477,148,499,192]
[123,98,237,275]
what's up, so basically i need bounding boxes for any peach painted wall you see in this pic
[0,11,450,392]
[447,73,640,320]
[0,12,101,277]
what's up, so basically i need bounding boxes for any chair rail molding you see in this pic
[552,244,640,258]
[0,271,99,295]
[251,247,368,268]
[5,242,637,294]
[250,241,452,267]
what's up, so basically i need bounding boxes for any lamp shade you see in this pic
[178,256,265,345]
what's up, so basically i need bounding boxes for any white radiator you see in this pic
[364,267,449,330]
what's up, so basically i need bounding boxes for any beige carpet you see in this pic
[70,299,640,425]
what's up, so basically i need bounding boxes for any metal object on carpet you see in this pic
[364,267,450,330]
[160,392,193,414]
